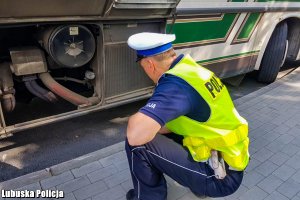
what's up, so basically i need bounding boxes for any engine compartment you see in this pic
[0,24,100,126]
[0,18,167,137]
[0,0,178,136]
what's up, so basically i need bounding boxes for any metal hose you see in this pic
[29,80,57,102]
[25,81,48,101]
[1,94,16,113]
[0,62,16,112]
[38,72,99,106]
[54,77,87,85]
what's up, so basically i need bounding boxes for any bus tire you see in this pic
[257,22,288,83]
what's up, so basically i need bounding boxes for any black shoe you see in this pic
[126,189,138,200]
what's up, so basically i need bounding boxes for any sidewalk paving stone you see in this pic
[167,183,189,200]
[291,171,300,184]
[114,159,130,171]
[261,130,281,143]
[99,151,127,167]
[239,186,268,200]
[287,126,300,137]
[292,196,300,200]
[71,161,103,178]
[177,192,204,200]
[276,179,300,199]
[87,164,119,183]
[268,152,290,166]
[286,154,300,170]
[103,169,131,188]
[255,160,279,177]
[250,138,270,151]
[244,158,261,172]
[92,185,126,200]
[16,182,41,191]
[224,185,248,200]
[281,144,300,156]
[241,171,265,189]
[63,193,76,200]
[266,141,286,153]
[291,137,300,148]
[251,147,274,162]
[72,180,108,200]
[273,165,296,181]
[40,171,74,189]
[257,175,283,194]
[120,179,133,192]
[274,134,295,145]
[56,176,91,194]
[264,191,289,200]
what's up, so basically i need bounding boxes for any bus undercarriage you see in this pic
[0,0,179,136]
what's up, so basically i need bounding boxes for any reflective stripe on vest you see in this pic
[165,55,250,171]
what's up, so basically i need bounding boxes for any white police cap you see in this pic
[127,32,176,59]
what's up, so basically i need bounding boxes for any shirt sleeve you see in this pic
[139,76,193,126]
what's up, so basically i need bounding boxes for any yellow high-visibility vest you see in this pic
[165,55,250,171]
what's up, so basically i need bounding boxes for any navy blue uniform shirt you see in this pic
[139,54,211,127]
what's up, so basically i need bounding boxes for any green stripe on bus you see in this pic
[167,13,238,44]
[237,13,261,40]
[257,0,300,1]
[168,0,300,46]
[197,51,259,64]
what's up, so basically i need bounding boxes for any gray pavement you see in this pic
[1,67,300,200]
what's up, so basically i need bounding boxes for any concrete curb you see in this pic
[234,66,299,106]
[1,66,299,190]
[0,141,125,190]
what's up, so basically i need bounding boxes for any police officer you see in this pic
[125,32,250,200]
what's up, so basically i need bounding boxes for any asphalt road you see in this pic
[0,67,296,182]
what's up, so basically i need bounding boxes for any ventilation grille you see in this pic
[104,43,153,98]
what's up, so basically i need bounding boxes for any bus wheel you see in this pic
[257,22,288,83]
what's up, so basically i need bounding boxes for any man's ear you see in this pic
[142,58,155,73]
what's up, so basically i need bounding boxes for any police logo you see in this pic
[204,75,225,99]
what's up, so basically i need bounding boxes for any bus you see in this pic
[0,0,299,136]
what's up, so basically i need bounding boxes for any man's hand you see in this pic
[208,150,227,179]
[127,112,161,146]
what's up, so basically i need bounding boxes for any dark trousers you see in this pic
[125,134,243,200]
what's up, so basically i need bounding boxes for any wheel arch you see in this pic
[285,17,300,63]
[254,13,300,70]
